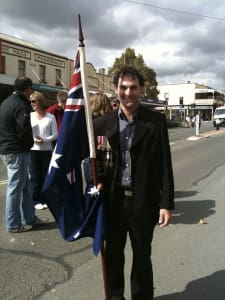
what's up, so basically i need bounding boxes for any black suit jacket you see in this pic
[93,105,174,223]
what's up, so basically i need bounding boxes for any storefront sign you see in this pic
[34,53,65,68]
[2,44,31,59]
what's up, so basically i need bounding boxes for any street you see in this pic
[0,123,225,300]
[168,121,214,143]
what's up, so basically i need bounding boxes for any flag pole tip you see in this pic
[78,14,85,47]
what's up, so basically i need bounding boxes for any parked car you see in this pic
[213,107,225,127]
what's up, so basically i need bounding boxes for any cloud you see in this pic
[0,0,225,90]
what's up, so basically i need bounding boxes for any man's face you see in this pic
[115,75,142,110]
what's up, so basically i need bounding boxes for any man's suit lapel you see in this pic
[132,106,152,148]
[132,121,150,147]
[103,108,154,149]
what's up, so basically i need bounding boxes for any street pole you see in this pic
[195,112,200,136]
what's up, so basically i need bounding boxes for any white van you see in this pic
[213,106,225,127]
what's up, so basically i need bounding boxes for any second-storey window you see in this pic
[56,69,62,86]
[39,65,46,83]
[179,96,184,106]
[0,56,5,74]
[18,60,26,76]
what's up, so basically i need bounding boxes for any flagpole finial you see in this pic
[78,14,85,47]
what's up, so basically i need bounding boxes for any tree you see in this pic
[108,48,159,99]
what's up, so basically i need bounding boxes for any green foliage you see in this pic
[108,48,159,99]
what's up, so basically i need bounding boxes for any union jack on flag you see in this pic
[42,49,106,256]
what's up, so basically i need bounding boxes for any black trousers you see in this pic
[105,188,157,300]
[29,150,52,204]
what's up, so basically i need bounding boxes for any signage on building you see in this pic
[34,53,65,68]
[2,44,31,59]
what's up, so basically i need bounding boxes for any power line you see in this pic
[124,0,225,21]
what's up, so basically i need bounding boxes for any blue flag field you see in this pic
[42,49,106,255]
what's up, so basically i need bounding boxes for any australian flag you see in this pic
[42,49,106,255]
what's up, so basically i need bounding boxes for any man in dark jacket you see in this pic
[0,76,44,232]
[93,66,174,300]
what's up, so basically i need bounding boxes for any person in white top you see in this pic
[30,91,58,210]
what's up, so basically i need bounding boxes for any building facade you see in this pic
[0,33,115,105]
[158,82,225,121]
[1,33,224,116]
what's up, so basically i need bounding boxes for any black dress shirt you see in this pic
[117,108,137,189]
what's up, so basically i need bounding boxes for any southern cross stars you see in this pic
[48,148,62,174]
[48,148,76,185]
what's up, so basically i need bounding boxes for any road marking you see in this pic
[187,136,201,141]
[170,142,175,146]
[0,180,8,186]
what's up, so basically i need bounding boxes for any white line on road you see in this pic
[187,136,201,141]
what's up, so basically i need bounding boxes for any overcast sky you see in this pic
[0,0,225,90]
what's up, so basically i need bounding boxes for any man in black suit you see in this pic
[93,65,174,300]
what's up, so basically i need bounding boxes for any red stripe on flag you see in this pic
[65,104,83,110]
[70,71,81,89]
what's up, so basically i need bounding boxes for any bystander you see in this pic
[47,90,68,133]
[0,77,45,232]
[30,91,58,210]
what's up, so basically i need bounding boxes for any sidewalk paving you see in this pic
[187,126,225,141]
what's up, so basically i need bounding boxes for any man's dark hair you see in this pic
[14,76,33,92]
[113,65,145,87]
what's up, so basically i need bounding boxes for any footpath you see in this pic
[187,126,225,141]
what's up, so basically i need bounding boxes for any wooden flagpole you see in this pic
[78,14,109,300]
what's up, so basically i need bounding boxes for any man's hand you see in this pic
[158,209,172,228]
[97,183,104,192]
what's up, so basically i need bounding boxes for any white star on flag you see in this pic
[88,186,100,196]
[48,148,62,173]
